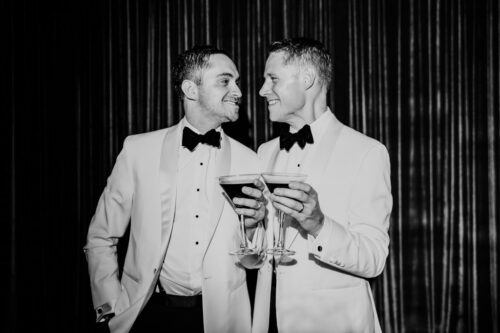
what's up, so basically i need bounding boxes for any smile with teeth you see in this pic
[267,99,279,106]
[223,99,240,106]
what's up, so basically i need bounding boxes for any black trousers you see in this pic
[269,267,278,333]
[130,292,204,332]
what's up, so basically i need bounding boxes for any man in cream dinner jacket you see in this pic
[84,46,265,333]
[252,38,393,333]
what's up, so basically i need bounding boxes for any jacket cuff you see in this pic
[95,300,116,322]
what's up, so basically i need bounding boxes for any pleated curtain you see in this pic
[7,0,499,332]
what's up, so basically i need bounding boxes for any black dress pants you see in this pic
[269,267,278,333]
[130,292,204,333]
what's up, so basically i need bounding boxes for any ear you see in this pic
[181,80,198,101]
[302,68,316,90]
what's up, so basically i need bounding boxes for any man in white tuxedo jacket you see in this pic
[252,38,392,333]
[84,46,266,333]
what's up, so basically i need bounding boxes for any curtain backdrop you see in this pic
[7,0,499,332]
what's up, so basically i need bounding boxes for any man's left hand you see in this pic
[270,181,324,237]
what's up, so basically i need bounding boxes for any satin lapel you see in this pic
[203,133,231,257]
[159,124,181,250]
[287,113,344,249]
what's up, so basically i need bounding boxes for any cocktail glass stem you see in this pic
[239,214,248,249]
[276,210,285,249]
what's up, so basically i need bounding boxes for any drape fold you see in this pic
[7,0,499,332]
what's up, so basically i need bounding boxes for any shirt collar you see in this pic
[181,117,222,134]
[289,108,333,144]
[180,117,224,149]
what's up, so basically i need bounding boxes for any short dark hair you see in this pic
[269,37,333,89]
[172,45,231,99]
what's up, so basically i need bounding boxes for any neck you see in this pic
[184,104,222,134]
[288,92,328,131]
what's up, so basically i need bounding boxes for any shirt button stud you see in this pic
[317,245,323,252]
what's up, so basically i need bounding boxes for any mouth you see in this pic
[266,99,279,106]
[223,98,241,106]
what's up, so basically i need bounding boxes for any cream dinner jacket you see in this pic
[253,111,392,333]
[84,121,259,333]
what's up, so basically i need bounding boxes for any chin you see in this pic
[268,111,283,123]
[226,111,239,122]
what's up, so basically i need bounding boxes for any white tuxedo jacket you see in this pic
[253,111,392,333]
[84,121,259,333]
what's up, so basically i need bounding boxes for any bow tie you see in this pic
[279,125,314,151]
[182,127,221,151]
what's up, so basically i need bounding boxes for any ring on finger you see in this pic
[298,203,304,213]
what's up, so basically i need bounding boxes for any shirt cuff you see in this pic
[307,217,333,258]
[95,299,116,322]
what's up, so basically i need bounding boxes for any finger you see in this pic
[272,188,308,202]
[288,181,312,193]
[234,197,262,209]
[269,193,303,211]
[253,179,266,191]
[236,207,265,222]
[272,201,301,220]
[241,186,264,199]
[235,207,257,217]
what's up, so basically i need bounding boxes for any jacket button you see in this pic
[153,268,157,274]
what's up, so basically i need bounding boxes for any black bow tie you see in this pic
[182,127,221,151]
[279,125,314,151]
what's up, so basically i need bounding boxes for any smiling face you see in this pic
[259,52,306,124]
[197,54,242,124]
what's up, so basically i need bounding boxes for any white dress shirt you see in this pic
[159,117,219,296]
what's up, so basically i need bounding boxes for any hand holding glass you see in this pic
[219,174,264,256]
[262,172,307,257]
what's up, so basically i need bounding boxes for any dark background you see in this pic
[6,0,499,332]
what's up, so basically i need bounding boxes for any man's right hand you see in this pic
[94,313,114,333]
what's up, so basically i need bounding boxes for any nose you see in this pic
[259,80,270,97]
[233,83,242,98]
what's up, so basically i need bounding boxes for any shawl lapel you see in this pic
[286,112,344,249]
[158,124,181,252]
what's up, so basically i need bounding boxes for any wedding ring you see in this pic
[298,203,304,213]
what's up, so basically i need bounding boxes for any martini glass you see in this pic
[261,172,307,257]
[219,173,263,255]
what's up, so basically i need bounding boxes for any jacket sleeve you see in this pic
[308,143,392,278]
[83,137,135,320]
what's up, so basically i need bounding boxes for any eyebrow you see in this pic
[217,73,236,78]
[217,73,240,81]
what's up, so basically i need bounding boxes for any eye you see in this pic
[220,79,229,86]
